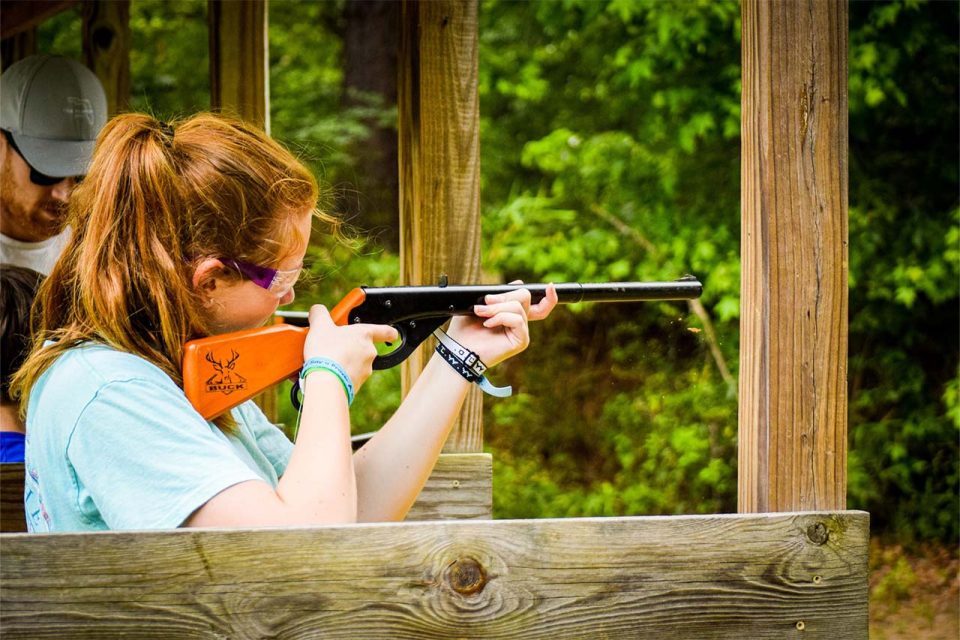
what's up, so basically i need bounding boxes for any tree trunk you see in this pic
[342,0,400,252]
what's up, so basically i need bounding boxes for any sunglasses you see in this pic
[2,129,81,187]
[225,258,304,297]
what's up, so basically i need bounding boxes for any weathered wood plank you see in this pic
[406,453,491,521]
[0,511,868,639]
[398,0,484,453]
[738,0,849,512]
[0,454,489,532]
[0,463,27,533]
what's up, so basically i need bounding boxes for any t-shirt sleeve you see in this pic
[66,377,265,530]
[235,401,294,479]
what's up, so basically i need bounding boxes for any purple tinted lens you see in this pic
[227,259,276,290]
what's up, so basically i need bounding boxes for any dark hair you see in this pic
[1,265,43,403]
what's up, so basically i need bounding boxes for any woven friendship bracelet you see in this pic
[433,329,512,398]
[436,341,481,382]
[300,357,355,406]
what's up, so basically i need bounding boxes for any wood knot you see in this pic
[92,26,114,50]
[445,557,487,596]
[806,522,829,545]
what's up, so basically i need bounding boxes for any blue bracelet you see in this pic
[300,357,355,406]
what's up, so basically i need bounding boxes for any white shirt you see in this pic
[0,226,70,275]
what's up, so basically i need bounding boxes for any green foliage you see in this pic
[270,0,397,219]
[845,0,959,543]
[38,1,210,120]
[480,0,741,520]
[128,0,210,119]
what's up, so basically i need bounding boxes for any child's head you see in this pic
[13,113,331,424]
[1,265,43,405]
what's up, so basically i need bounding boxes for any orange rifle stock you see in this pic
[182,277,702,420]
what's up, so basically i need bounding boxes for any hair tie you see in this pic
[159,122,175,148]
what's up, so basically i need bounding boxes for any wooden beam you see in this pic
[82,0,131,117]
[397,0,483,453]
[0,0,77,40]
[0,454,491,532]
[739,0,849,512]
[208,0,269,132]
[0,464,26,533]
[0,511,869,638]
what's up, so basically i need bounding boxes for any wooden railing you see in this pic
[0,510,868,638]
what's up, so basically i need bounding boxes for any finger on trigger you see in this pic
[367,323,400,343]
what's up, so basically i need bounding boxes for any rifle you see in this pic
[183,277,703,419]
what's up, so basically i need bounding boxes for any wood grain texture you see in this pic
[398,0,484,453]
[208,0,269,131]
[1,463,27,533]
[406,453,491,521]
[0,454,490,532]
[739,0,849,513]
[0,511,868,638]
[82,0,130,116]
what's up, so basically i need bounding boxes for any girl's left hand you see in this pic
[446,282,558,368]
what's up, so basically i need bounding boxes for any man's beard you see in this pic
[0,162,67,241]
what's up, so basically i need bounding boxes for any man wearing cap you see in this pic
[0,55,107,275]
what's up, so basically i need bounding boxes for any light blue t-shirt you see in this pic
[24,343,294,532]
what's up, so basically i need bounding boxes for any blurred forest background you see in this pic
[38,0,957,636]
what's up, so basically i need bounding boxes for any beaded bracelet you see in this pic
[300,357,355,407]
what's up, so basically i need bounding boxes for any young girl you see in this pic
[12,113,556,531]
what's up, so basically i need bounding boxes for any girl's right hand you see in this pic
[302,304,399,390]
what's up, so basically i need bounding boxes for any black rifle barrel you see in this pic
[361,276,701,304]
[276,277,701,327]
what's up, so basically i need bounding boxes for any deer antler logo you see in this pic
[204,349,248,395]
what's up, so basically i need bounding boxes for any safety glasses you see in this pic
[225,258,303,297]
[1,129,79,187]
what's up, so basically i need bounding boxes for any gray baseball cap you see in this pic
[0,55,108,178]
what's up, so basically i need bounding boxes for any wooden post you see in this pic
[739,0,849,512]
[208,0,269,133]
[82,0,130,117]
[398,0,483,452]
[208,0,275,419]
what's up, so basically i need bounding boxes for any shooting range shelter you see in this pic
[0,1,867,637]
